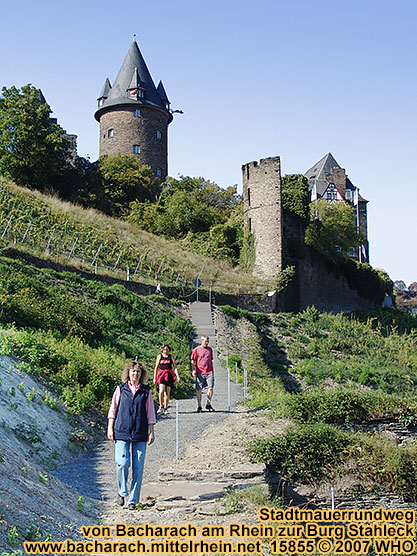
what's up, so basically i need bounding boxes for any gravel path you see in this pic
[53,302,244,503]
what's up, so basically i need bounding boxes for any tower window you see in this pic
[156,168,162,177]
[156,130,162,140]
[248,218,252,232]
[247,188,251,207]
[133,109,141,117]
[133,145,140,154]
[107,129,114,138]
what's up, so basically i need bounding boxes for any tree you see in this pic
[0,84,71,191]
[305,199,364,261]
[154,190,217,237]
[161,176,240,217]
[97,154,159,216]
[281,174,310,223]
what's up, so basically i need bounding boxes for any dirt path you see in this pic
[53,302,246,511]
[53,365,244,503]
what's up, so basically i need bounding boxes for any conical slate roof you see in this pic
[98,78,112,100]
[95,40,171,121]
[157,80,170,105]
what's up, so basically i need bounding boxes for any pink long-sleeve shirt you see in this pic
[107,382,156,425]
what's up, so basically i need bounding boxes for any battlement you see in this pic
[242,156,283,280]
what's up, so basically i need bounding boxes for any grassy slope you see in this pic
[219,305,417,497]
[0,180,269,293]
[0,247,197,553]
[0,248,195,413]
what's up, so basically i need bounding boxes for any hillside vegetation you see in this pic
[0,248,195,414]
[0,180,268,294]
[218,305,417,498]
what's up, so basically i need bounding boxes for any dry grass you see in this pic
[2,181,271,293]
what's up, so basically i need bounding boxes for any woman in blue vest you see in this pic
[107,361,156,509]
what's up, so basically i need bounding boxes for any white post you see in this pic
[244,367,248,398]
[67,236,78,260]
[175,401,179,460]
[331,486,335,510]
[91,244,103,266]
[157,258,165,275]
[174,263,184,285]
[46,230,55,250]
[133,253,145,279]
[113,250,123,271]
[1,214,13,239]
[235,361,238,384]
[126,267,130,281]
[22,222,32,243]
[227,365,231,412]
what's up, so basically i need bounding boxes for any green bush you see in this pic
[249,423,352,482]
[0,253,195,413]
[352,434,417,496]
[278,388,412,424]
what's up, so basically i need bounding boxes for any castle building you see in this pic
[242,153,370,282]
[242,157,283,280]
[305,153,369,263]
[94,40,173,178]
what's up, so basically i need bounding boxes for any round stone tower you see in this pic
[94,40,173,178]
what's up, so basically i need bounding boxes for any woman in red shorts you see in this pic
[153,344,180,415]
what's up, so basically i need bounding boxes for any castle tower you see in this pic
[242,157,283,280]
[94,40,173,178]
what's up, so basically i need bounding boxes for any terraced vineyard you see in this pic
[0,180,268,295]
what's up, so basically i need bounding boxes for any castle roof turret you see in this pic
[94,40,172,122]
[156,80,170,109]
[98,78,112,102]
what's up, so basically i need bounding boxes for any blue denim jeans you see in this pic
[115,440,147,505]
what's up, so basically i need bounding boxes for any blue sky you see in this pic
[1,0,416,285]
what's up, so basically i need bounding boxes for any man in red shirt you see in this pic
[191,336,214,412]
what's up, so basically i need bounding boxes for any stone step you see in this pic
[142,474,264,503]
[158,467,264,483]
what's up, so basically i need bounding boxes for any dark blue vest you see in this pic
[114,382,150,442]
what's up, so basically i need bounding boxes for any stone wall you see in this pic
[98,105,169,178]
[277,249,376,313]
[242,157,283,280]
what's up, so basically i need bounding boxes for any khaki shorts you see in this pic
[195,373,214,391]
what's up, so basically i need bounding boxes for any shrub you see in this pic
[249,423,352,482]
[278,388,411,424]
[352,434,417,496]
